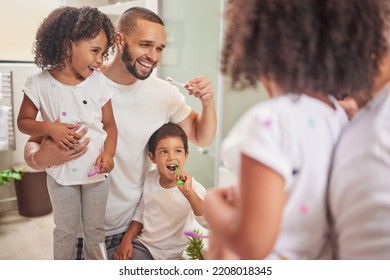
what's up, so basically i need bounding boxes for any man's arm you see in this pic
[178,76,217,147]
[24,127,90,170]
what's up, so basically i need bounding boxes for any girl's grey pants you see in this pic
[47,175,109,260]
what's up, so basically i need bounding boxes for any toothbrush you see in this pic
[174,165,185,187]
[166,77,193,90]
[184,230,209,239]
[87,165,101,177]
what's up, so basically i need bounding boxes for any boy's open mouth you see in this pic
[167,165,177,172]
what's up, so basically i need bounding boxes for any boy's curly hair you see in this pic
[33,6,116,71]
[221,0,388,99]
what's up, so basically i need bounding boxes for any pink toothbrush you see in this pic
[87,165,101,177]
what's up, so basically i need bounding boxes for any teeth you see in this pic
[138,60,153,68]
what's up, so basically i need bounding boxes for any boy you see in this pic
[114,122,208,260]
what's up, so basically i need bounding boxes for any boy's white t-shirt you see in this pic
[220,94,348,259]
[329,82,390,259]
[133,169,208,260]
[23,70,112,185]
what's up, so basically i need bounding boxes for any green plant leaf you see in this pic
[185,228,205,260]
[0,168,24,185]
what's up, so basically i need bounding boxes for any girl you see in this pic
[17,6,117,259]
[204,0,387,259]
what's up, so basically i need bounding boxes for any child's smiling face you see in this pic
[70,29,108,79]
[148,136,188,186]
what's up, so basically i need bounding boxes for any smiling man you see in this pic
[24,7,217,260]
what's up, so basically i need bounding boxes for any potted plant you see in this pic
[1,163,52,217]
[185,228,206,260]
[0,167,24,186]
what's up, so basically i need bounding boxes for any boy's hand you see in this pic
[114,237,134,260]
[176,170,194,195]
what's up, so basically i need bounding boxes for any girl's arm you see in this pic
[18,94,48,136]
[17,94,80,149]
[235,154,285,259]
[96,100,117,173]
[205,153,285,259]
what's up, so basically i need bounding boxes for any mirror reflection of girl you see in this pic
[17,7,117,259]
[204,0,387,259]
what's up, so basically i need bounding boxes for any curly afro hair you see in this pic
[221,0,389,99]
[33,6,116,71]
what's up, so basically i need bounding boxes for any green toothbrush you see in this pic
[174,165,185,187]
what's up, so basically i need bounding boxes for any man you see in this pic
[24,7,216,259]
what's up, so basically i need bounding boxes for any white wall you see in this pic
[0,0,57,61]
[0,0,112,61]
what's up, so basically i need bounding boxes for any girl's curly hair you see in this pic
[33,6,116,71]
[221,0,388,99]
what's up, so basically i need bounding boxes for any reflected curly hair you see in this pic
[221,0,388,99]
[33,6,116,70]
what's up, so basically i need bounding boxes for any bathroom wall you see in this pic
[0,63,41,212]
[160,0,268,187]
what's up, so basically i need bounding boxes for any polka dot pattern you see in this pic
[308,117,315,127]
[299,205,309,214]
[262,119,272,127]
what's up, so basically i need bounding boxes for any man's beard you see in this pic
[121,43,154,80]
